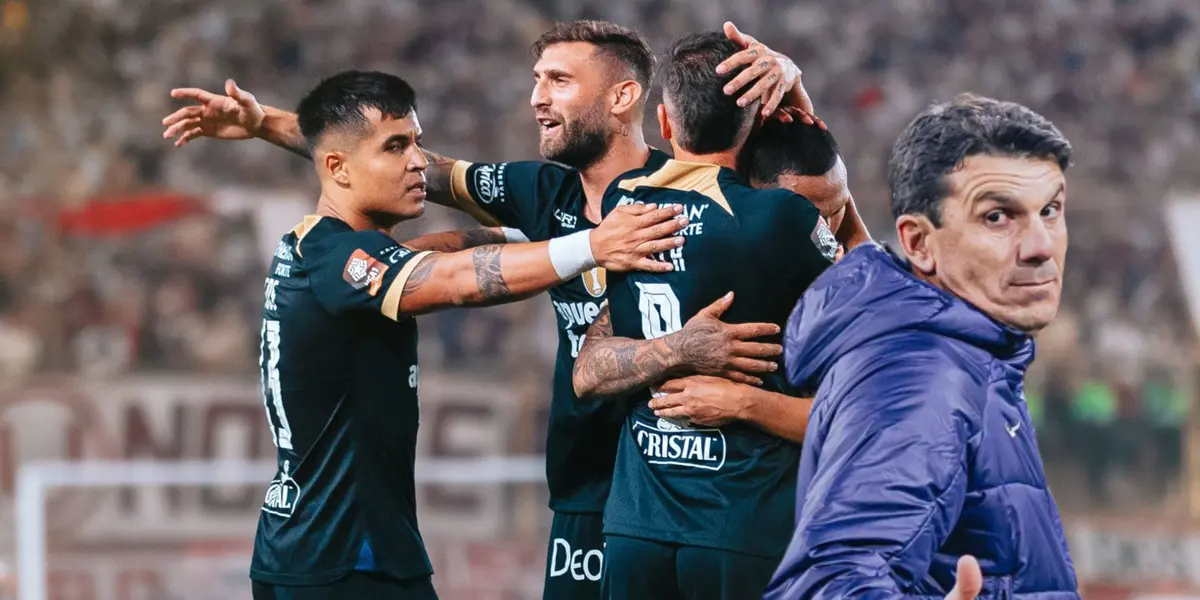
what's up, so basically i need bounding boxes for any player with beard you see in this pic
[247,70,686,600]
[162,20,810,599]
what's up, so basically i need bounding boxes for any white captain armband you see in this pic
[547,230,596,280]
[501,227,530,243]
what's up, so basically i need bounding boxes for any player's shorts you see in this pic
[601,534,778,600]
[251,571,438,600]
[542,511,606,600]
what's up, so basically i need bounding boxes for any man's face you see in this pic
[771,157,851,231]
[341,109,428,225]
[920,154,1068,333]
[531,42,613,168]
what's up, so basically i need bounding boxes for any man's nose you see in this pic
[411,147,430,171]
[531,81,549,109]
[1018,219,1055,264]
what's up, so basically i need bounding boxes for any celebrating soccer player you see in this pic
[569,32,866,599]
[161,20,812,600]
[243,70,690,600]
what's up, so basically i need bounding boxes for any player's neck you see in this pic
[670,145,740,171]
[579,132,650,223]
[315,193,386,232]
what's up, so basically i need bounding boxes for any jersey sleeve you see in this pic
[449,160,572,240]
[786,194,839,295]
[308,230,434,321]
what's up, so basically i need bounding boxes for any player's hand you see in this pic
[773,106,827,130]
[591,204,687,273]
[162,79,266,147]
[650,375,748,427]
[945,556,983,600]
[669,292,781,385]
[717,21,811,118]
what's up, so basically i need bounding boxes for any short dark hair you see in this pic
[749,120,841,183]
[296,70,418,150]
[532,20,655,91]
[888,93,1073,225]
[660,32,755,154]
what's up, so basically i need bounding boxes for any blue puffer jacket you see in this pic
[764,244,1079,600]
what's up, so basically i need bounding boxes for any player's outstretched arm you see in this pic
[399,227,526,253]
[649,376,812,443]
[162,80,464,209]
[396,204,685,316]
[572,292,782,398]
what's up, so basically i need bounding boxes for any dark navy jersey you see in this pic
[450,149,671,514]
[598,159,837,557]
[250,215,435,585]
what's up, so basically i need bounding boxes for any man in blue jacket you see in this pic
[765,94,1080,600]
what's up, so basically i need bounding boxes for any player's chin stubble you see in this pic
[542,118,610,170]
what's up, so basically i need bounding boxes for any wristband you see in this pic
[547,231,597,280]
[501,227,530,243]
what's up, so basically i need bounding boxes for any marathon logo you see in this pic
[343,249,389,297]
[633,417,726,471]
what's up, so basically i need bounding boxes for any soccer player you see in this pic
[569,32,852,600]
[248,70,688,600]
[161,21,813,600]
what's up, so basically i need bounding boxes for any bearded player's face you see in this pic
[531,42,612,169]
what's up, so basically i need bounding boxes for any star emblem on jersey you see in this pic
[343,249,389,297]
[811,216,839,262]
[580,267,607,297]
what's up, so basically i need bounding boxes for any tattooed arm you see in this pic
[572,292,784,398]
[393,204,688,316]
[400,227,509,253]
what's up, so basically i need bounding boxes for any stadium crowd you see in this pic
[0,0,1198,513]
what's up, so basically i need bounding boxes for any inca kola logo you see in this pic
[581,267,606,298]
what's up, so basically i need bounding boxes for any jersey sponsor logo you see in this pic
[616,195,637,208]
[632,416,727,471]
[274,241,295,262]
[262,460,301,518]
[474,164,506,204]
[343,249,389,297]
[554,208,577,229]
[273,263,291,278]
[580,267,606,298]
[812,216,838,262]
[548,538,603,582]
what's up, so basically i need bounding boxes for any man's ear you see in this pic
[657,103,671,142]
[896,213,938,274]
[610,80,643,117]
[323,151,350,187]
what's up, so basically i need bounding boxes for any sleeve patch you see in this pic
[473,163,506,204]
[343,249,390,297]
[812,216,839,262]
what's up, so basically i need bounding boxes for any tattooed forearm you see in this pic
[471,244,510,302]
[573,306,684,397]
[402,228,507,253]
